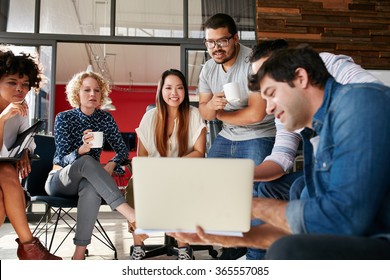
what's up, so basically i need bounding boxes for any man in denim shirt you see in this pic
[171,46,390,259]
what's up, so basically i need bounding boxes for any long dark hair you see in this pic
[155,69,190,157]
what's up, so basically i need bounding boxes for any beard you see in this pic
[212,44,238,65]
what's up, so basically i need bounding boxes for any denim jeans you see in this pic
[289,175,311,200]
[247,172,303,260]
[208,135,275,201]
[208,135,275,260]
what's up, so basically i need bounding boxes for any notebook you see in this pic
[132,157,255,236]
[0,120,44,163]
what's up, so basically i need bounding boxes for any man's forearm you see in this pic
[252,197,291,233]
[216,109,264,125]
[254,161,285,182]
[199,102,217,120]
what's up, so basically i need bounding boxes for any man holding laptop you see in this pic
[169,46,390,259]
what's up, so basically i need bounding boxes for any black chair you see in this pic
[25,134,118,259]
[129,103,218,259]
[206,119,222,154]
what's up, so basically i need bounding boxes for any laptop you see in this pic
[132,157,254,236]
[0,120,44,163]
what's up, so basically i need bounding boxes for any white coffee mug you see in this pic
[90,131,103,148]
[223,82,241,102]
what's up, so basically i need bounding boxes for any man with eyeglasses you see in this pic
[197,13,276,260]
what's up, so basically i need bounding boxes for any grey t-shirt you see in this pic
[198,43,275,141]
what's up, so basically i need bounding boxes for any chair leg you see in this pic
[31,202,52,247]
[32,206,77,254]
[30,205,117,259]
[93,219,118,260]
[130,234,177,259]
[50,208,77,254]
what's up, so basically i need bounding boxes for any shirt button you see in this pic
[322,162,327,168]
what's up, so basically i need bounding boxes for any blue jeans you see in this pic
[207,135,275,194]
[247,171,303,260]
[208,135,275,259]
[207,135,275,164]
[289,175,307,200]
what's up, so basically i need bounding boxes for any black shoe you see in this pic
[219,247,247,260]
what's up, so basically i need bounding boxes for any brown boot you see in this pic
[15,237,62,260]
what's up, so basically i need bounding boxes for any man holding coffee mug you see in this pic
[197,13,276,259]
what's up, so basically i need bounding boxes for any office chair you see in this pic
[25,134,118,259]
[129,103,218,259]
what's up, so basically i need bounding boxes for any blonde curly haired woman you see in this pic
[45,71,136,260]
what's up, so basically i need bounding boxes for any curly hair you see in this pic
[0,48,42,91]
[65,71,111,108]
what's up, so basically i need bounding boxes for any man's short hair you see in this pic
[249,39,289,63]
[204,13,238,36]
[248,46,330,92]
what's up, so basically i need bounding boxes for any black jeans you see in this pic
[265,234,390,260]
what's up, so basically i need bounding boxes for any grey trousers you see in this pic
[45,155,126,246]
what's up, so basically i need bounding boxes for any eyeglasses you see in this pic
[204,35,234,49]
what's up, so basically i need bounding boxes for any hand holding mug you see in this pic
[78,130,92,155]
[211,92,228,110]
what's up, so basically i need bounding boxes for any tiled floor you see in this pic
[0,205,222,260]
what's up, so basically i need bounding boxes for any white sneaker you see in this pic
[177,247,194,260]
[131,246,145,260]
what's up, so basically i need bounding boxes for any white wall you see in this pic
[368,70,390,87]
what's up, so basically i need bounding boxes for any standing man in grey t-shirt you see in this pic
[198,13,276,260]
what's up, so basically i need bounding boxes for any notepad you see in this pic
[0,120,44,163]
[132,157,254,236]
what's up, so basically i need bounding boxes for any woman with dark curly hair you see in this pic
[0,48,62,260]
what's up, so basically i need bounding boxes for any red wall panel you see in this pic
[54,84,157,162]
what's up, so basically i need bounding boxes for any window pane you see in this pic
[37,46,53,133]
[40,0,111,35]
[6,0,35,33]
[187,50,208,88]
[188,0,256,40]
[116,0,183,38]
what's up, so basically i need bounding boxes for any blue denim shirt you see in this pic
[286,78,390,239]
[53,108,129,172]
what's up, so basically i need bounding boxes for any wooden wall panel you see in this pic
[257,0,390,69]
